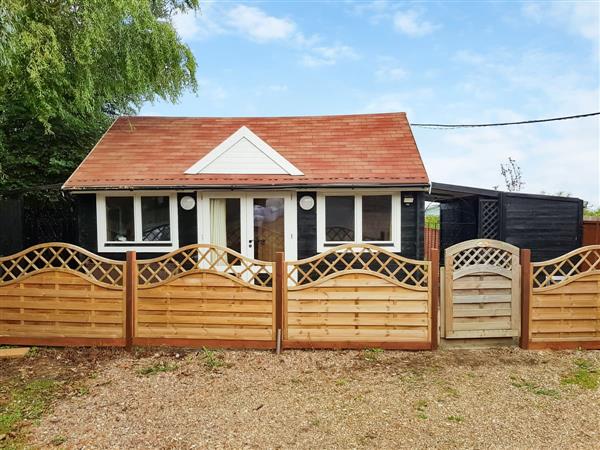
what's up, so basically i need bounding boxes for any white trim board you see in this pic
[185,126,303,176]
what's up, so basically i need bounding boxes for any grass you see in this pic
[447,415,464,423]
[561,359,599,390]
[414,400,428,419]
[362,348,384,361]
[200,348,225,370]
[0,379,59,447]
[137,361,178,376]
[510,376,560,398]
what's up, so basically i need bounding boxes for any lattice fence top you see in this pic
[0,243,124,287]
[137,244,273,288]
[479,199,499,239]
[446,239,519,273]
[532,245,600,289]
[287,244,429,289]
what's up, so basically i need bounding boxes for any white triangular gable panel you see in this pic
[185,126,303,176]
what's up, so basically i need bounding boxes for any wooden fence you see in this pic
[282,245,438,350]
[522,245,600,349]
[424,226,440,262]
[0,243,126,346]
[133,245,276,348]
[583,219,600,246]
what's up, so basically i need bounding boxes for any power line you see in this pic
[410,112,600,129]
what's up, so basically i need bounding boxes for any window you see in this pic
[325,196,355,242]
[97,193,178,252]
[317,192,401,251]
[362,195,391,241]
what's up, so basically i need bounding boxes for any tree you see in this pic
[500,157,525,192]
[0,0,199,191]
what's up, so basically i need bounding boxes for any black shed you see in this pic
[426,182,583,262]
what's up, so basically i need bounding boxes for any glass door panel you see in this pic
[209,198,241,263]
[253,198,285,261]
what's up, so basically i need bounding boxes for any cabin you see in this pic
[62,113,429,261]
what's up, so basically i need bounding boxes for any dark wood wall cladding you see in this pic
[400,191,424,260]
[501,193,582,261]
[75,194,98,253]
[177,193,197,246]
[297,192,317,259]
[0,197,23,256]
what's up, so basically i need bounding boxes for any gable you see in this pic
[185,126,303,176]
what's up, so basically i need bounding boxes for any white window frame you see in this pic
[316,191,401,252]
[96,191,179,253]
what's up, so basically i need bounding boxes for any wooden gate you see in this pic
[443,239,520,339]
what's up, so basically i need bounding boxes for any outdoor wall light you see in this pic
[299,195,315,211]
[403,195,414,206]
[180,195,196,210]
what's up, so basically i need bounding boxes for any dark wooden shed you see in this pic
[426,182,583,262]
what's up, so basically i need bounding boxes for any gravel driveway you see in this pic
[17,347,600,449]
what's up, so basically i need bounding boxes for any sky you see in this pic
[140,0,600,206]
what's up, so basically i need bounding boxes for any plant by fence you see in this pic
[0,243,126,346]
[523,245,600,349]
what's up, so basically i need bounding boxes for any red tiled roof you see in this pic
[63,113,429,190]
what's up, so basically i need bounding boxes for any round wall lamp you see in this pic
[299,195,315,211]
[180,195,196,211]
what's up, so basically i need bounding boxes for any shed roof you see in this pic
[62,113,429,190]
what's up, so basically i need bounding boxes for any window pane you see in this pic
[325,196,355,241]
[210,198,241,254]
[141,196,171,241]
[362,195,392,241]
[106,197,134,242]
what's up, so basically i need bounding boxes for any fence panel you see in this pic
[0,243,125,346]
[284,244,433,349]
[527,245,600,349]
[134,245,276,348]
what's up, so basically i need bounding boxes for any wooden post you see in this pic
[520,249,531,349]
[275,252,286,353]
[125,251,137,351]
[429,248,440,350]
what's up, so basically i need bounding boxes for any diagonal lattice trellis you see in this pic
[0,243,124,287]
[532,247,600,289]
[137,245,273,288]
[479,199,499,239]
[287,244,429,288]
[452,246,513,271]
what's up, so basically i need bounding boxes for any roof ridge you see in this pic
[117,112,407,121]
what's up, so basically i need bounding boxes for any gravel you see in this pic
[25,347,600,449]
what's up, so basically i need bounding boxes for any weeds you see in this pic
[335,378,349,386]
[362,348,384,361]
[200,348,225,370]
[137,361,178,376]
[510,376,559,397]
[50,435,67,446]
[415,400,428,419]
[447,415,464,423]
[561,359,599,390]
[0,379,58,446]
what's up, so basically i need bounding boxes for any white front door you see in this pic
[198,192,296,261]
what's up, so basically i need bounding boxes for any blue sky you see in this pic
[140,0,600,206]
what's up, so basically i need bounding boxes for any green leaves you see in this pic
[0,0,199,191]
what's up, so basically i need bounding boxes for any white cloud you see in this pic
[393,10,439,37]
[301,44,359,67]
[523,1,600,41]
[375,58,408,81]
[171,1,225,41]
[225,5,296,42]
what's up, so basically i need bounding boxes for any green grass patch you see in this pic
[561,359,599,390]
[200,348,225,370]
[414,400,428,419]
[447,415,464,423]
[362,348,384,361]
[137,361,178,376]
[0,379,58,442]
[510,376,560,397]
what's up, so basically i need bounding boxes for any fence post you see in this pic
[275,252,286,354]
[429,248,440,350]
[520,249,531,349]
[125,251,137,351]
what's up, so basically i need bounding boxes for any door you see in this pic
[443,239,521,340]
[199,192,296,261]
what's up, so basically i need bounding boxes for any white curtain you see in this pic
[210,199,227,248]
